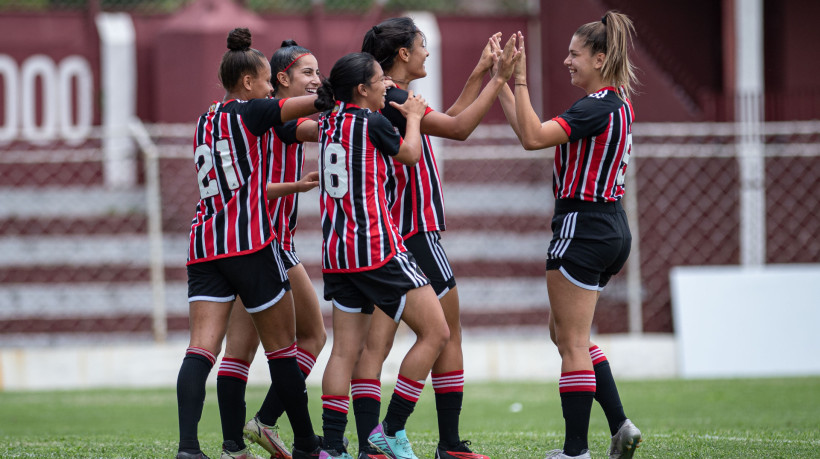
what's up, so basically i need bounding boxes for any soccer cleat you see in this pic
[435,440,490,459]
[544,450,591,459]
[243,415,292,459]
[220,447,265,459]
[319,449,354,459]
[367,422,418,459]
[292,443,322,459]
[176,452,211,459]
[607,419,642,459]
[358,444,389,459]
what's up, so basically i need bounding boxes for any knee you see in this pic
[432,322,451,352]
[297,328,328,355]
[555,338,590,360]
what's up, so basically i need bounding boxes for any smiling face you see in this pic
[563,34,605,94]
[404,32,429,81]
[357,61,388,111]
[276,54,321,98]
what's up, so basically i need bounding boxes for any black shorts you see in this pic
[187,240,291,313]
[546,199,631,290]
[280,247,301,270]
[322,251,429,322]
[404,231,456,297]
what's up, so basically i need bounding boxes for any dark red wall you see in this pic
[1,0,818,128]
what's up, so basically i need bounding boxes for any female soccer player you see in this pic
[176,28,323,459]
[311,51,447,459]
[353,17,519,459]
[500,11,643,459]
[214,40,326,459]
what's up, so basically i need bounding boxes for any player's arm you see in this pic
[391,91,428,165]
[295,119,319,143]
[279,94,320,121]
[512,31,569,150]
[421,33,519,141]
[445,32,500,117]
[497,83,522,140]
[266,171,319,200]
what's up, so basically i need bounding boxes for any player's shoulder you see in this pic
[386,86,409,103]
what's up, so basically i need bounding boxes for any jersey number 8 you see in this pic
[323,143,349,198]
[195,139,241,199]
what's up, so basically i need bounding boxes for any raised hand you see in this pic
[478,32,502,73]
[493,33,522,81]
[514,31,527,84]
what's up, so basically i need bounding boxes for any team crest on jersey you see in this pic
[588,90,608,99]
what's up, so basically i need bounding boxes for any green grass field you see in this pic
[1,377,818,458]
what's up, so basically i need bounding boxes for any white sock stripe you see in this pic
[296,351,316,369]
[560,380,597,387]
[560,374,597,382]
[351,387,382,398]
[351,382,381,395]
[218,361,250,375]
[589,348,605,359]
[432,381,464,390]
[431,373,465,383]
[395,380,424,398]
[187,347,215,364]
[322,398,350,412]
[265,343,297,359]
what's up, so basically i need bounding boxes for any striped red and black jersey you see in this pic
[551,86,635,202]
[380,86,445,238]
[318,101,407,273]
[268,118,309,252]
[188,98,286,264]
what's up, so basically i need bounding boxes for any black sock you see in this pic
[593,360,627,436]
[177,353,213,452]
[258,368,308,426]
[268,357,314,439]
[561,391,594,456]
[383,392,416,436]
[435,391,463,447]
[217,375,247,450]
[321,406,348,452]
[353,397,381,449]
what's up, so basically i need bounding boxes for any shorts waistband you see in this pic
[554,198,623,214]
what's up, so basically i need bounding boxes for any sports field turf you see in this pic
[1,377,818,458]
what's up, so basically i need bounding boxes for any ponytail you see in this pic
[315,77,335,111]
[575,11,638,98]
[314,52,378,111]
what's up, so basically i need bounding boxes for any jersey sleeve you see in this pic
[272,119,300,144]
[379,87,434,137]
[367,112,403,157]
[553,96,613,142]
[241,98,285,137]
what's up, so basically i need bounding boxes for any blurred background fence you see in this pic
[1,0,819,347]
[2,119,818,343]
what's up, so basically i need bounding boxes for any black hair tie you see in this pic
[372,25,381,34]
[601,15,608,25]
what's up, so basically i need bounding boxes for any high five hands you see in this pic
[490,31,526,83]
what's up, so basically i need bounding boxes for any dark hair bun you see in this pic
[227,28,252,51]
[281,39,299,47]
